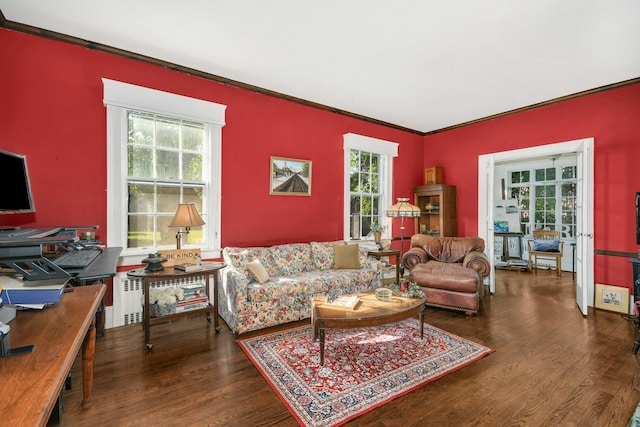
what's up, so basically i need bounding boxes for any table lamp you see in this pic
[168,203,205,249]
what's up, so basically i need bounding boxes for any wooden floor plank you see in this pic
[54,270,640,426]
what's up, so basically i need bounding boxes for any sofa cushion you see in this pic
[223,246,269,282]
[411,234,485,263]
[269,243,312,276]
[532,239,560,252]
[246,259,270,283]
[310,241,345,270]
[333,243,361,269]
[411,262,479,293]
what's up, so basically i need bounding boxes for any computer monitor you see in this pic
[0,150,35,214]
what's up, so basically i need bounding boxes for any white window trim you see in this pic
[343,133,398,242]
[103,78,226,266]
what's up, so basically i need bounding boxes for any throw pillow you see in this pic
[246,259,270,283]
[333,244,361,269]
[311,241,344,270]
[532,239,560,252]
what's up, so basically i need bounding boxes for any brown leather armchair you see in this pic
[402,234,491,314]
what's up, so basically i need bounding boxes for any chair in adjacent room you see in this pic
[527,230,564,276]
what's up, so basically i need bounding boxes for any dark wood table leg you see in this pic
[319,327,325,366]
[81,320,96,409]
[213,273,220,332]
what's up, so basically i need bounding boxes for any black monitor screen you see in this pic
[0,150,35,214]
[637,192,640,245]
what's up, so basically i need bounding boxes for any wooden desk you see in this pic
[127,263,226,350]
[0,284,106,426]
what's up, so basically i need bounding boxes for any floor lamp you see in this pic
[387,197,421,273]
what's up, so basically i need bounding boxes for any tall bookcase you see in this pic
[413,184,457,237]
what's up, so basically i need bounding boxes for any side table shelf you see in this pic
[127,263,226,350]
[367,249,401,285]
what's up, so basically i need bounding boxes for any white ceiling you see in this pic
[2,0,639,133]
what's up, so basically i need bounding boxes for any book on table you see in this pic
[324,294,360,309]
[0,275,69,305]
[174,261,225,272]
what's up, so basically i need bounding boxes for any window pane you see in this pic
[128,112,154,145]
[128,183,154,213]
[156,149,179,179]
[157,185,181,213]
[511,171,520,184]
[350,173,359,192]
[128,146,153,177]
[128,214,155,248]
[360,152,370,172]
[350,196,360,214]
[156,116,180,148]
[521,171,530,182]
[361,197,372,215]
[182,121,204,151]
[183,153,202,181]
[535,169,545,181]
[362,216,372,236]
[360,172,371,193]
[562,166,576,179]
[183,187,204,208]
[546,167,556,180]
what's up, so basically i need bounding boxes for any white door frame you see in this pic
[478,138,594,315]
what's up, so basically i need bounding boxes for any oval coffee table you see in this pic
[311,291,426,365]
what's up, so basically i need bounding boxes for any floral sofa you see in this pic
[219,241,382,334]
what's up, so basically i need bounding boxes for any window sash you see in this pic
[103,79,225,264]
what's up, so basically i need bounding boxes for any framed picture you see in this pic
[270,156,312,196]
[506,236,522,259]
[594,284,629,314]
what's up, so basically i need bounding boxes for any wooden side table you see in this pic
[127,263,225,350]
[367,249,401,285]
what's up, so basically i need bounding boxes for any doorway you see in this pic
[478,138,594,315]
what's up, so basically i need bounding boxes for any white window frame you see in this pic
[343,133,398,242]
[103,78,226,266]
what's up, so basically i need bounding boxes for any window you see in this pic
[343,133,398,241]
[509,159,577,238]
[103,79,226,264]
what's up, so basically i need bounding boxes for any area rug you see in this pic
[238,319,493,426]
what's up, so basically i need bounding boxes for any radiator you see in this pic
[112,271,208,328]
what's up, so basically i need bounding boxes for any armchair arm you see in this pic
[403,247,427,271]
[462,250,491,278]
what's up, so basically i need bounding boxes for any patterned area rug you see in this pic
[238,319,493,426]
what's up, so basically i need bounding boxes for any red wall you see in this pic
[0,28,423,249]
[2,27,639,292]
[423,83,640,290]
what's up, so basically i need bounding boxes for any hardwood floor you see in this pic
[56,270,640,426]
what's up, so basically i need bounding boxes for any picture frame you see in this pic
[506,236,522,259]
[594,283,629,314]
[270,156,312,196]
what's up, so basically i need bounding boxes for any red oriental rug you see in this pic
[238,319,493,426]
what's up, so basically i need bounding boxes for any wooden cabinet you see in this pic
[414,184,457,237]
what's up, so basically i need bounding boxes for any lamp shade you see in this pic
[168,203,205,228]
[386,198,421,218]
